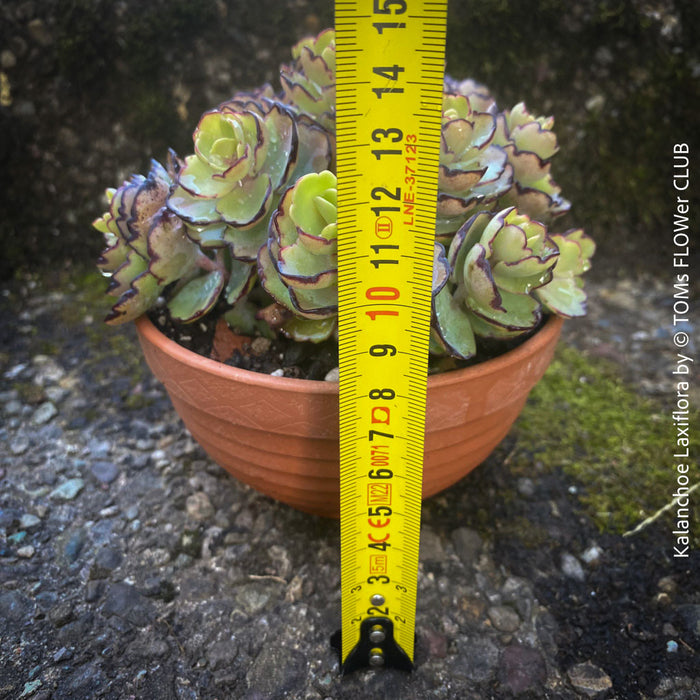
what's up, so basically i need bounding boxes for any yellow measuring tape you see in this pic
[334,0,447,672]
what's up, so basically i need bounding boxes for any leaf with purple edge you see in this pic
[178,154,246,198]
[291,116,333,180]
[105,270,160,325]
[215,174,272,227]
[128,177,170,241]
[225,259,256,304]
[147,211,200,283]
[289,285,337,317]
[261,104,298,189]
[225,214,271,262]
[432,285,477,360]
[257,241,296,310]
[469,287,542,330]
[167,270,226,323]
[168,185,221,225]
[535,278,587,317]
[432,241,450,297]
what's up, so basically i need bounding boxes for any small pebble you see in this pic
[19,514,41,529]
[44,387,68,404]
[91,461,119,484]
[53,647,72,663]
[49,478,84,501]
[657,576,677,594]
[4,399,23,415]
[666,640,678,653]
[269,368,284,377]
[31,402,57,425]
[88,439,112,457]
[581,544,603,566]
[567,661,613,696]
[324,367,339,382]
[561,553,585,581]
[186,492,214,521]
[516,477,536,497]
[124,505,139,521]
[150,449,167,463]
[488,605,521,633]
[5,363,27,380]
[17,545,35,558]
[10,437,30,455]
[250,337,272,355]
[0,49,16,69]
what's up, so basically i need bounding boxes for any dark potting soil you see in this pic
[148,305,543,380]
[148,306,340,380]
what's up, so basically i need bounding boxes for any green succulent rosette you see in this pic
[535,228,595,317]
[437,93,513,242]
[493,102,570,221]
[257,170,338,342]
[167,101,332,263]
[94,154,207,325]
[432,207,560,359]
[167,105,291,260]
[281,28,336,130]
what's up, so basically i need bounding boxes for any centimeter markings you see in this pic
[335,0,447,672]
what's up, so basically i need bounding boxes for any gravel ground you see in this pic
[0,269,698,700]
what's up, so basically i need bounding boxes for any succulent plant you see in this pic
[167,100,326,254]
[280,28,336,130]
[437,92,513,241]
[433,207,566,359]
[95,28,594,364]
[94,152,260,325]
[535,228,595,317]
[492,103,571,222]
[443,75,497,114]
[94,153,197,324]
[257,170,338,342]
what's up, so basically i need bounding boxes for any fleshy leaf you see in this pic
[225,259,256,304]
[167,270,225,322]
[432,285,477,360]
[282,316,336,342]
[535,278,587,317]
[215,174,272,227]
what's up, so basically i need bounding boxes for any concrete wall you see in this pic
[1,0,697,279]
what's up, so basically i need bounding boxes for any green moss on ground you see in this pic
[512,345,698,537]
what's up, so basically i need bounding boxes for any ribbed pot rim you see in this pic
[134,314,564,393]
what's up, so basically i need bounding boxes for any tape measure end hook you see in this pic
[330,618,414,675]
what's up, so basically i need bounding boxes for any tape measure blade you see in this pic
[335,0,447,673]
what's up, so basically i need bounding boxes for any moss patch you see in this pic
[511,345,698,538]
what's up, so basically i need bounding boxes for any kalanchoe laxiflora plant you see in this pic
[94,151,223,324]
[257,169,339,342]
[95,28,595,363]
[492,102,571,221]
[437,92,512,240]
[280,28,336,130]
[431,207,593,359]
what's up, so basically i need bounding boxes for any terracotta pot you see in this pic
[135,315,563,518]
